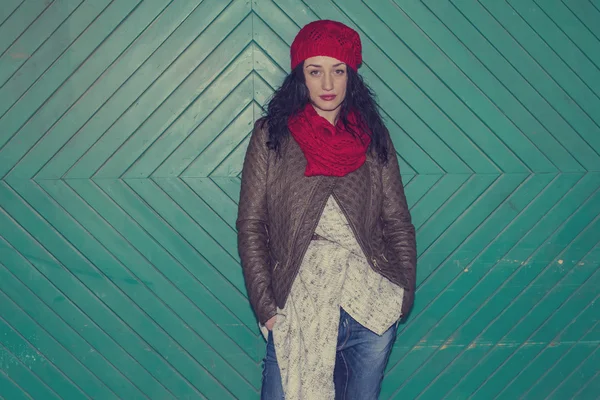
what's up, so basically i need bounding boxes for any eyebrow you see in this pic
[305,63,346,68]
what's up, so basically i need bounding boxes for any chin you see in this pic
[313,100,342,112]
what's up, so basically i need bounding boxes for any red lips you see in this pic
[320,95,337,101]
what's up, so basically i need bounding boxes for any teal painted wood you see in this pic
[0,0,145,175]
[1,291,118,399]
[0,0,113,115]
[0,326,69,400]
[0,0,24,28]
[0,238,174,399]
[0,0,598,399]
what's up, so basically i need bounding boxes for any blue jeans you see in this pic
[261,307,398,399]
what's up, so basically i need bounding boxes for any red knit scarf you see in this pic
[287,104,371,177]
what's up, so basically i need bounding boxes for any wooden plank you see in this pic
[0,0,49,56]
[416,173,506,264]
[63,178,260,357]
[0,181,215,398]
[33,178,258,397]
[129,52,254,178]
[496,268,600,398]
[183,104,254,177]
[16,0,198,180]
[506,0,600,109]
[448,0,600,157]
[0,211,199,399]
[0,0,145,176]
[124,178,247,293]
[563,0,600,40]
[0,0,84,88]
[0,0,112,117]
[0,368,32,400]
[0,340,61,400]
[573,369,600,400]
[0,294,117,399]
[524,343,598,399]
[337,0,539,174]
[94,178,254,325]
[469,216,600,398]
[386,173,580,396]
[410,174,470,230]
[0,237,175,400]
[535,0,600,72]
[183,178,240,230]
[0,265,147,399]
[70,4,253,179]
[397,0,598,172]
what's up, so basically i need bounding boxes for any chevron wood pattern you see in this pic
[0,0,598,399]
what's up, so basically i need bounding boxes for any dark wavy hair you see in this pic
[260,63,389,164]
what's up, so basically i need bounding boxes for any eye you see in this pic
[309,70,321,76]
[335,69,346,75]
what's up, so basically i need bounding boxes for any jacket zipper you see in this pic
[284,178,329,287]
[331,191,379,271]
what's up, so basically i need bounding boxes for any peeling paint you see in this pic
[500,259,527,264]
[0,346,45,371]
[394,340,600,352]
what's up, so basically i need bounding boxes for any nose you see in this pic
[322,73,333,91]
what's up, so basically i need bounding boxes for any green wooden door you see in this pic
[0,0,598,398]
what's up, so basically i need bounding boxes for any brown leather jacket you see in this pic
[237,119,417,325]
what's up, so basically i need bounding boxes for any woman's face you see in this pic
[303,56,348,124]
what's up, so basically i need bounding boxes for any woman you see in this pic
[237,20,416,399]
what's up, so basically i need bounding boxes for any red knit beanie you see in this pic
[290,20,362,71]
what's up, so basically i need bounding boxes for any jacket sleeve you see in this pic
[381,130,417,319]
[236,120,278,325]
